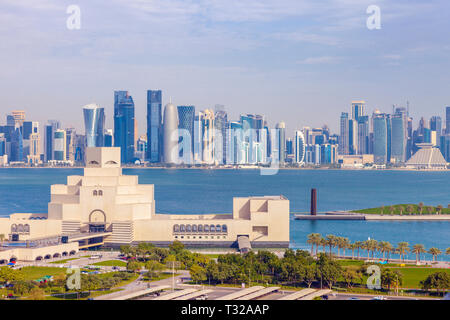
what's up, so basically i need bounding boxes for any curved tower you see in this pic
[163,102,179,163]
[83,104,105,147]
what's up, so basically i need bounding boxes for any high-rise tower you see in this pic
[163,101,179,164]
[147,90,162,162]
[114,91,135,163]
[83,104,105,147]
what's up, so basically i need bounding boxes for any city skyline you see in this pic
[2,0,450,134]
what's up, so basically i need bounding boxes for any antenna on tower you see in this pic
[407,100,410,115]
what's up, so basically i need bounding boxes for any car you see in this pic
[322,295,329,300]
[347,297,359,300]
[372,296,387,300]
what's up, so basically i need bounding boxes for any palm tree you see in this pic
[446,247,450,255]
[412,244,426,263]
[341,238,350,258]
[385,242,394,262]
[389,205,395,215]
[336,237,346,257]
[326,234,337,257]
[354,241,363,260]
[428,247,442,262]
[379,241,390,260]
[380,205,385,215]
[368,239,378,259]
[398,206,404,215]
[350,243,357,260]
[320,238,327,253]
[406,205,413,215]
[307,233,319,256]
[362,240,370,259]
[436,205,443,215]
[427,206,434,215]
[418,202,424,215]
[397,242,410,262]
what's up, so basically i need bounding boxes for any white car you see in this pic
[372,296,387,300]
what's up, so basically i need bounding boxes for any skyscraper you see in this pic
[357,115,369,155]
[391,113,407,163]
[201,109,215,164]
[10,124,23,162]
[147,90,162,163]
[53,129,66,161]
[294,130,305,164]
[351,101,365,121]
[339,112,349,155]
[114,91,135,163]
[430,116,442,147]
[276,122,286,164]
[373,112,388,164]
[44,120,60,162]
[446,106,450,134]
[177,105,195,163]
[83,104,105,147]
[348,119,358,155]
[214,106,228,165]
[163,101,179,164]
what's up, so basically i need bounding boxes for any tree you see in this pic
[303,264,317,288]
[397,242,410,262]
[406,205,413,215]
[389,205,395,215]
[13,280,36,296]
[126,260,140,273]
[427,206,434,215]
[317,254,342,289]
[190,265,207,284]
[381,268,403,294]
[307,233,321,256]
[420,271,450,296]
[412,244,426,263]
[343,268,358,288]
[354,241,363,259]
[428,248,442,262]
[145,260,165,279]
[436,205,443,215]
[169,241,185,255]
[325,235,337,257]
[28,287,46,300]
[380,205,384,215]
[418,202,424,215]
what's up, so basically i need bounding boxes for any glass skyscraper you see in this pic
[446,106,450,134]
[357,115,369,155]
[114,91,135,163]
[373,113,388,164]
[390,113,406,163]
[214,106,228,165]
[83,104,105,147]
[177,105,195,163]
[339,112,349,155]
[147,90,162,162]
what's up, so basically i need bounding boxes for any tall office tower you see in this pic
[214,106,228,165]
[339,112,349,155]
[351,101,365,121]
[163,101,179,164]
[177,105,195,163]
[22,121,39,160]
[312,128,325,145]
[65,127,77,162]
[406,116,413,160]
[201,109,215,164]
[348,119,358,155]
[276,122,286,164]
[0,133,6,156]
[302,126,312,145]
[74,134,86,163]
[372,112,388,164]
[136,135,147,161]
[134,118,138,152]
[83,104,105,147]
[44,120,60,162]
[104,129,113,147]
[53,129,67,161]
[357,115,369,154]
[446,106,450,134]
[441,134,450,162]
[229,121,243,164]
[193,115,203,163]
[28,132,40,164]
[6,115,15,126]
[146,90,162,162]
[294,131,306,164]
[286,138,293,156]
[390,113,407,163]
[429,116,442,147]
[240,115,254,164]
[114,91,135,163]
[264,121,271,161]
[10,124,23,162]
[11,110,25,126]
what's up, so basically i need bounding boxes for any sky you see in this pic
[1,0,450,136]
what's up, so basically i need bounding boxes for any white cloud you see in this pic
[297,56,341,64]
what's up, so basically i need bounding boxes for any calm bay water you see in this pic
[0,168,449,261]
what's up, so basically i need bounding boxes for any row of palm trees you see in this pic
[307,233,450,263]
[378,203,450,215]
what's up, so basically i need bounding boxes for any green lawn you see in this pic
[91,260,127,267]
[389,267,450,288]
[353,204,450,215]
[19,266,67,281]
[49,258,79,264]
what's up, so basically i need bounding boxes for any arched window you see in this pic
[24,224,30,233]
[198,225,203,232]
[216,224,221,232]
[186,225,192,232]
[210,224,215,233]
[93,190,98,196]
[204,225,209,232]
[222,225,227,233]
[192,225,197,232]
[173,224,180,233]
[17,224,24,233]
[180,224,186,232]
[98,190,103,196]
[11,224,17,233]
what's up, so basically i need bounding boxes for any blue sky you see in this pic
[1,0,449,135]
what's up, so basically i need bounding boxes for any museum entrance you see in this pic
[89,210,106,233]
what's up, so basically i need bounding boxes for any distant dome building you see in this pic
[163,102,179,164]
